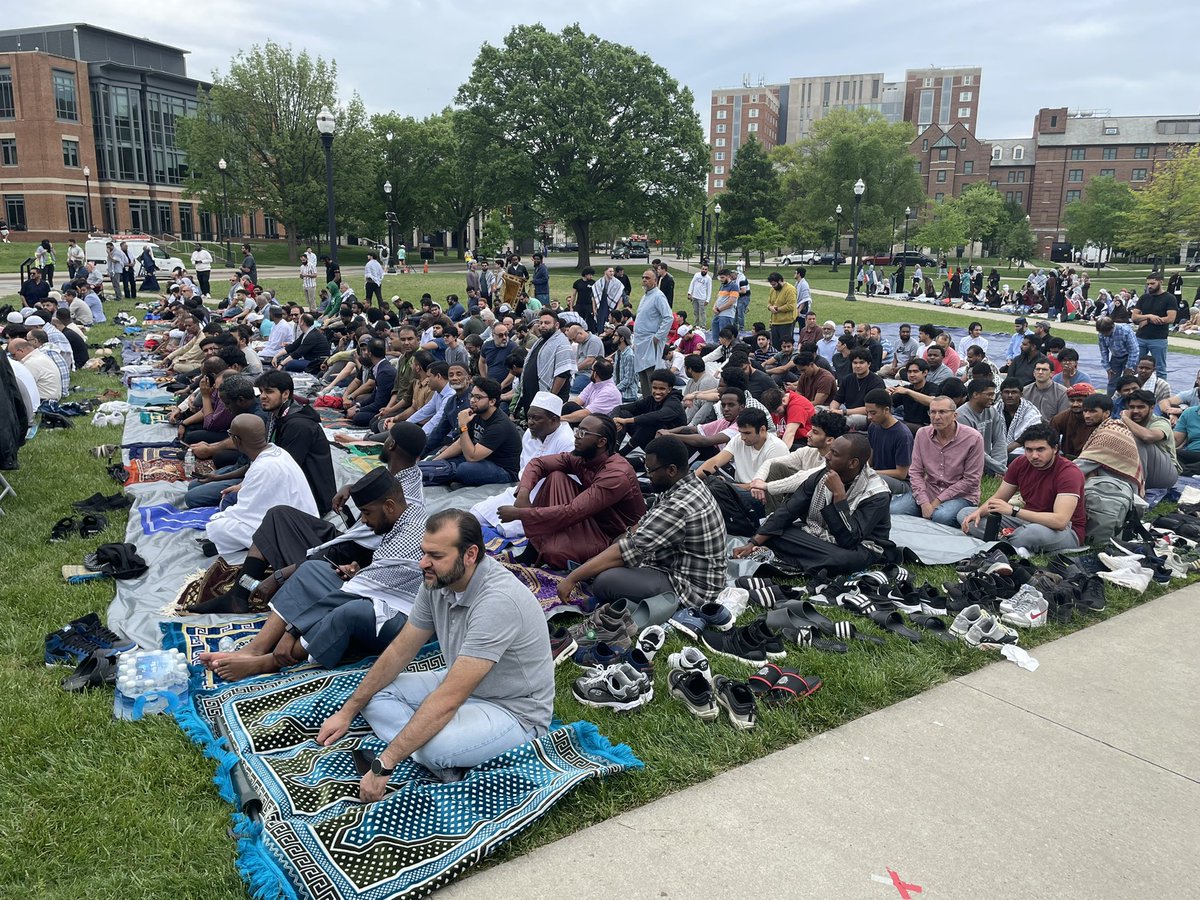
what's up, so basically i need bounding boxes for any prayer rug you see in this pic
[140,503,217,534]
[496,559,593,617]
[161,617,270,690]
[139,410,173,425]
[165,558,258,619]
[123,457,186,485]
[316,406,352,429]
[129,445,186,462]
[175,662,639,900]
[340,453,382,477]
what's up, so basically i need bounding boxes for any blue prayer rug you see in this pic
[176,661,641,900]
[161,617,269,690]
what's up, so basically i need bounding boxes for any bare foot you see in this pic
[212,650,282,682]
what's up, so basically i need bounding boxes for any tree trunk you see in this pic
[574,219,591,270]
[285,229,298,264]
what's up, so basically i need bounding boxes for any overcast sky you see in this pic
[15,1,1197,139]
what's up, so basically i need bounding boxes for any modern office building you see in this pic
[0,23,278,243]
[776,71,888,145]
[707,87,780,195]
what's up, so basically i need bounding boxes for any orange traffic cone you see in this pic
[423,260,429,274]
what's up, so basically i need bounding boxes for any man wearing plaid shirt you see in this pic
[1095,316,1140,394]
[557,435,727,607]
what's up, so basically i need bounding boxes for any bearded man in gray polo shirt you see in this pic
[318,509,554,800]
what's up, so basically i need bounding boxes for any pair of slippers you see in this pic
[735,576,805,610]
[748,662,822,706]
[72,491,131,513]
[62,649,119,692]
[51,513,108,542]
[765,601,882,651]
[868,610,955,644]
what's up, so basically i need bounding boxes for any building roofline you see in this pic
[0,23,189,55]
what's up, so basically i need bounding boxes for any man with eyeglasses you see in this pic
[892,395,984,525]
[419,377,521,486]
[479,322,512,379]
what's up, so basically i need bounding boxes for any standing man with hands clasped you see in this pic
[317,509,555,799]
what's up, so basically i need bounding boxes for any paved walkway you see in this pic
[443,586,1199,899]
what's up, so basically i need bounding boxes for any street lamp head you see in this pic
[853,178,866,197]
[83,165,90,177]
[836,204,842,214]
[383,180,392,195]
[905,206,912,217]
[316,106,336,136]
[218,158,227,171]
[714,202,722,215]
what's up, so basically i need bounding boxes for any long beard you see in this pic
[428,555,467,589]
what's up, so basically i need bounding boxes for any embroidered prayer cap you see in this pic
[530,391,563,416]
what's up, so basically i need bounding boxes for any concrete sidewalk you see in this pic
[443,586,1200,899]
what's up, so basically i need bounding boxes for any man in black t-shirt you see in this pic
[1132,272,1175,378]
[427,376,521,485]
[890,358,941,434]
[655,261,675,306]
[830,348,885,429]
[572,267,597,331]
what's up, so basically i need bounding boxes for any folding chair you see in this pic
[0,471,14,516]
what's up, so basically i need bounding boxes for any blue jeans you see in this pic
[1137,338,1167,379]
[735,293,751,332]
[891,492,973,526]
[711,314,733,344]
[362,668,539,776]
[571,371,592,395]
[449,458,514,486]
[184,464,244,508]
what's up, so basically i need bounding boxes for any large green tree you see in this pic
[955,183,1005,263]
[455,24,708,269]
[772,108,924,257]
[913,201,968,256]
[1120,146,1200,260]
[178,43,369,261]
[719,136,780,263]
[1063,175,1134,258]
[422,110,494,260]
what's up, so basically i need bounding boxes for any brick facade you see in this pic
[910,123,991,203]
[708,88,780,195]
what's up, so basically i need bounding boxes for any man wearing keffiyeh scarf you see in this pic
[733,433,892,573]
[1075,397,1145,497]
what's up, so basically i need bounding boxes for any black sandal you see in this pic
[79,514,108,538]
[51,516,79,542]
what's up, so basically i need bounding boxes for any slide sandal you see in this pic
[830,620,885,646]
[869,611,923,644]
[782,625,848,653]
[79,514,108,538]
[61,650,118,693]
[748,663,787,696]
[626,591,680,629]
[766,600,833,636]
[766,673,823,705]
[50,517,79,543]
[908,613,957,643]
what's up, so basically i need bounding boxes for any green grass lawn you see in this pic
[0,283,1189,896]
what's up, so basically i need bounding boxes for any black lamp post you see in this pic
[82,165,93,232]
[712,202,721,269]
[903,205,912,256]
[218,157,233,267]
[832,204,842,272]
[316,105,339,266]
[699,203,708,266]
[384,179,396,273]
[846,178,865,301]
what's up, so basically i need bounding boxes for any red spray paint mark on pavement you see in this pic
[888,868,923,899]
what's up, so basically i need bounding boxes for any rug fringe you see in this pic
[571,720,644,770]
[231,813,296,900]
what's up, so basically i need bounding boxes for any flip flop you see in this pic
[747,662,787,695]
[61,650,119,692]
[766,672,823,705]
[781,624,848,653]
[50,516,79,542]
[907,613,957,643]
[79,514,108,538]
[869,610,923,644]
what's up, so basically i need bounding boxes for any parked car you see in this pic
[890,251,938,267]
[814,252,846,266]
[779,250,820,266]
[867,253,894,266]
[1186,259,1200,272]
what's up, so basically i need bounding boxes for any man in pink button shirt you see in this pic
[891,395,984,526]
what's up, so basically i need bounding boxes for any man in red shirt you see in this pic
[958,421,1086,552]
[760,387,813,450]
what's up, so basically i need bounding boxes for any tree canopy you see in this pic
[719,136,780,260]
[1063,175,1134,253]
[1120,146,1200,259]
[455,24,708,268]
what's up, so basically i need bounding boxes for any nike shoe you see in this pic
[999,583,1046,616]
[1000,590,1049,629]
[548,626,578,666]
[949,604,985,638]
[667,646,713,685]
[701,624,770,666]
[571,663,654,712]
[964,614,1019,648]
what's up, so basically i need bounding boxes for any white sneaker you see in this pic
[965,614,1019,647]
[1000,591,1048,628]
[667,646,712,686]
[1098,565,1153,593]
[107,412,125,426]
[1000,583,1045,615]
[91,411,109,427]
[636,625,667,662]
[1098,552,1145,572]
[949,604,984,638]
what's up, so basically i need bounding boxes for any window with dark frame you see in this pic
[62,138,80,168]
[53,70,79,121]
[0,138,16,167]
[3,195,26,230]
[66,196,88,232]
[0,67,14,119]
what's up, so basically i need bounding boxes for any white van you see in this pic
[84,233,185,275]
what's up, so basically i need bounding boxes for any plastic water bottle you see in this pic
[113,649,190,721]
[218,636,236,653]
[183,449,196,478]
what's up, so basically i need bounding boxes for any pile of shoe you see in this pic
[45,613,138,692]
[567,621,666,713]
[666,647,762,729]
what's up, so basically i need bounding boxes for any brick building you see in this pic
[985,137,1036,212]
[0,24,278,243]
[910,123,991,203]
[902,66,982,136]
[707,87,780,195]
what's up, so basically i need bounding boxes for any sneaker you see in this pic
[964,614,1019,647]
[70,612,137,653]
[669,606,709,641]
[713,675,757,730]
[1098,552,1146,572]
[701,624,770,666]
[668,646,713,685]
[622,646,655,675]
[745,618,786,660]
[1000,589,1049,628]
[949,604,985,638]
[694,601,734,632]
[668,669,719,720]
[571,663,653,712]
[635,625,667,662]
[44,625,105,667]
[887,583,942,614]
[1068,574,1107,612]
[999,583,1046,615]
[956,547,1013,577]
[945,575,996,614]
[568,599,637,649]
[573,639,622,670]
[1098,565,1153,592]
[549,626,578,666]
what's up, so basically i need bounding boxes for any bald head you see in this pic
[6,338,32,359]
[229,413,268,454]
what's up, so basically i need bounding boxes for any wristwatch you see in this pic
[1010,504,1022,518]
[370,756,395,777]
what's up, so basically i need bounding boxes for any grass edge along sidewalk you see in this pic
[0,286,1185,897]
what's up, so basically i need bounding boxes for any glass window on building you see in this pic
[103,197,118,233]
[0,138,16,167]
[1012,146,1024,160]
[62,139,80,168]
[1103,147,1117,160]
[964,160,973,174]
[1005,191,1023,205]
[939,76,953,124]
[53,70,79,122]
[1070,148,1086,160]
[917,90,934,126]
[1134,147,1149,159]
[992,146,1002,161]
[1131,168,1147,181]
[936,170,947,183]
[154,200,173,235]
[716,110,727,119]
[937,148,948,161]
[199,211,215,242]
[747,122,758,132]
[3,195,27,230]
[934,192,944,202]
[713,178,724,188]
[66,196,88,232]
[92,84,147,182]
[179,203,194,240]
[1065,191,1081,203]
[0,67,14,119]
[263,214,277,237]
[1099,168,1115,178]
[129,199,151,232]
[1068,169,1083,182]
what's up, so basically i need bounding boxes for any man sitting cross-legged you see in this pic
[695,408,790,524]
[556,435,727,607]
[496,414,646,569]
[187,422,427,614]
[1120,389,1181,490]
[746,409,848,512]
[891,395,984,526]
[317,510,555,796]
[732,433,892,574]
[199,467,427,681]
[419,377,522,486]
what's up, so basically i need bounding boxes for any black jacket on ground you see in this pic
[274,401,336,514]
[0,353,27,470]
